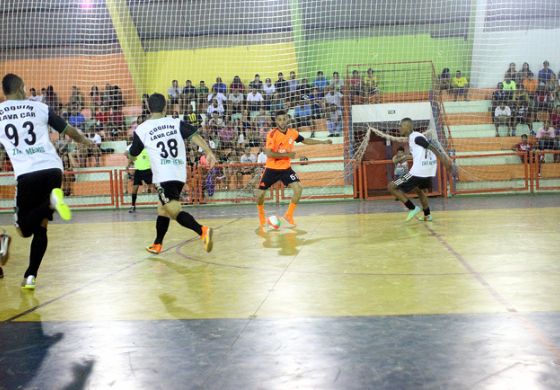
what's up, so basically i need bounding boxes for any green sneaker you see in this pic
[417,215,433,222]
[21,275,36,290]
[406,206,422,222]
[50,188,72,221]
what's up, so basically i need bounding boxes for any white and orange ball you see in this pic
[267,215,282,230]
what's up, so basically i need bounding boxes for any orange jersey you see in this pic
[265,127,303,169]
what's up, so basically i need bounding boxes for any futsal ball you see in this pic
[267,215,282,230]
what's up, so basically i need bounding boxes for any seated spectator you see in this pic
[287,71,298,101]
[182,80,197,112]
[502,75,517,102]
[95,105,110,125]
[512,134,533,165]
[326,103,342,137]
[248,74,263,92]
[274,72,288,99]
[270,92,285,113]
[28,88,43,102]
[112,85,125,111]
[518,62,532,84]
[513,101,532,135]
[313,70,328,95]
[236,146,257,188]
[262,78,276,110]
[550,106,560,133]
[246,88,264,115]
[538,60,555,86]
[330,71,344,92]
[68,105,86,130]
[504,62,518,84]
[128,114,146,138]
[184,105,202,128]
[196,80,209,111]
[228,89,244,117]
[102,83,113,108]
[229,75,246,95]
[207,99,225,117]
[514,85,530,107]
[534,86,555,113]
[218,121,235,150]
[494,101,512,137]
[392,146,409,179]
[536,121,559,164]
[324,85,343,109]
[90,85,102,111]
[168,80,181,107]
[438,68,451,91]
[308,87,325,120]
[293,98,313,129]
[451,70,469,101]
[207,87,227,111]
[212,77,227,94]
[44,85,61,113]
[297,78,312,100]
[69,86,84,111]
[362,68,379,101]
[522,72,538,97]
[348,70,362,102]
[257,147,267,164]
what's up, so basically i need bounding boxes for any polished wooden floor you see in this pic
[1,196,559,389]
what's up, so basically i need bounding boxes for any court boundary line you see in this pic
[424,224,560,363]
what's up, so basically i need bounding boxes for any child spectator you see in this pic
[392,146,409,179]
[451,70,469,101]
[512,134,533,165]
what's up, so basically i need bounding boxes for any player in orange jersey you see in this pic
[255,110,332,227]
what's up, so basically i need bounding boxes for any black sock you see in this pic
[404,200,416,210]
[154,216,170,245]
[131,194,137,207]
[176,211,203,236]
[424,208,431,216]
[25,226,47,277]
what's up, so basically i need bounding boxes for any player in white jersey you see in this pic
[388,118,452,222]
[128,93,217,254]
[0,74,92,289]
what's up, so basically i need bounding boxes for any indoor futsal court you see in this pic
[1,195,560,388]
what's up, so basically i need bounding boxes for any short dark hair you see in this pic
[521,134,528,139]
[401,117,413,125]
[275,109,288,117]
[148,93,166,113]
[397,146,405,152]
[2,73,23,95]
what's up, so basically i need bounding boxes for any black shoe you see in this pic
[128,206,136,213]
[0,266,3,278]
[327,134,335,137]
[335,133,341,137]
[310,132,316,138]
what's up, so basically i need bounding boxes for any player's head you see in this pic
[521,134,528,142]
[274,109,290,130]
[2,73,25,98]
[397,146,405,154]
[399,118,414,136]
[148,93,166,114]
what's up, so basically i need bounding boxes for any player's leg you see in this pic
[130,183,140,213]
[413,187,432,222]
[255,168,277,227]
[146,203,171,254]
[281,169,302,227]
[388,174,421,221]
[22,218,49,290]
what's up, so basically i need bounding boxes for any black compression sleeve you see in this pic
[180,121,198,140]
[414,136,430,148]
[48,109,68,133]
[295,134,304,143]
[129,133,145,157]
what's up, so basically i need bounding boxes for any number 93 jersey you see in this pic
[132,117,197,184]
[0,100,64,178]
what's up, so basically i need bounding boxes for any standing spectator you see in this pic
[348,70,362,102]
[330,71,344,92]
[275,72,288,99]
[248,74,263,92]
[69,86,84,111]
[451,70,469,101]
[438,68,451,91]
[89,85,102,112]
[538,60,555,86]
[168,80,181,109]
[246,88,264,116]
[313,70,328,95]
[229,75,246,95]
[28,88,43,102]
[182,80,197,113]
[212,77,227,94]
[494,101,512,137]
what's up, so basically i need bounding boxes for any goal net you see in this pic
[1,0,559,206]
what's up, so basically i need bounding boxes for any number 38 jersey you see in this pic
[130,117,198,184]
[0,100,66,178]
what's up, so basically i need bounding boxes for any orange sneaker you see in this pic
[146,243,162,254]
[201,226,213,253]
[280,215,296,228]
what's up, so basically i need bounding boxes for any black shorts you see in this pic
[393,173,432,193]
[258,168,299,190]
[133,169,153,185]
[15,168,62,236]
[156,181,184,205]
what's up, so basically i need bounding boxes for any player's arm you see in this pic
[180,121,217,168]
[127,133,144,161]
[301,137,333,145]
[414,136,452,169]
[264,149,295,158]
[49,109,92,146]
